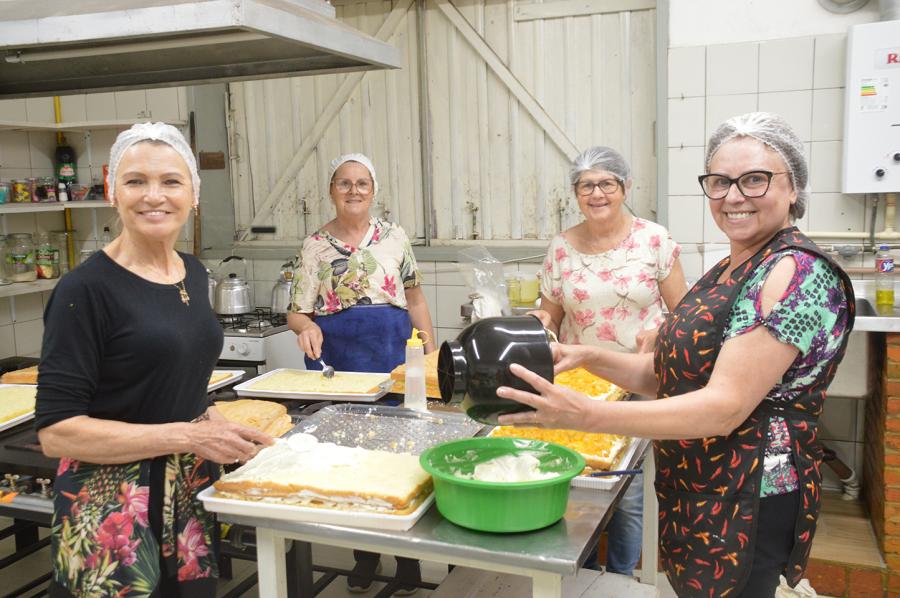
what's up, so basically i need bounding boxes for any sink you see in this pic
[855,297,877,317]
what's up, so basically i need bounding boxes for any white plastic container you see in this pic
[404,328,428,412]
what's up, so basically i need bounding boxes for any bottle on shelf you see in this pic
[55,135,77,185]
[404,328,428,412]
[57,182,68,202]
[876,244,895,307]
[100,226,112,247]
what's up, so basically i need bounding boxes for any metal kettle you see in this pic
[214,256,252,315]
[270,261,293,314]
[206,268,217,308]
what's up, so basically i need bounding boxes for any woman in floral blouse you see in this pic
[287,153,435,593]
[530,145,687,577]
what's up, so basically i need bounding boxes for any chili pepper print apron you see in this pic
[50,454,220,598]
[303,303,412,373]
[652,227,854,597]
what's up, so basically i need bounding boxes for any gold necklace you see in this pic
[174,280,190,305]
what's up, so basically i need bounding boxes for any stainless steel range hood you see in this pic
[0,0,401,98]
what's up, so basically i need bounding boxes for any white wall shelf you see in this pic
[0,119,187,133]
[0,279,58,299]
[0,200,111,214]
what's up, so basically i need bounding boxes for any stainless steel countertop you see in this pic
[219,438,650,577]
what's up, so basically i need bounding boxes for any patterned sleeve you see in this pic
[655,228,681,281]
[723,250,848,355]
[288,237,324,313]
[540,235,565,305]
[395,224,422,289]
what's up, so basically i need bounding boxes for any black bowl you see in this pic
[437,315,554,424]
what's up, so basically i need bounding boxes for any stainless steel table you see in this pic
[217,439,649,598]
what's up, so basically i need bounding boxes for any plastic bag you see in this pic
[457,247,511,321]
[775,576,817,598]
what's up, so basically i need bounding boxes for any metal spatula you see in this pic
[317,358,335,378]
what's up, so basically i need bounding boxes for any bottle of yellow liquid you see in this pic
[876,244,895,307]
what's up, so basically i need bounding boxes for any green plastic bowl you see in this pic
[419,437,585,533]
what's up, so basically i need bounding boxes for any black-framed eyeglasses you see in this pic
[697,170,789,200]
[332,178,373,194]
[575,179,621,196]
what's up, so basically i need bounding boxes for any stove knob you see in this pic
[3,473,19,491]
[36,478,52,498]
[237,343,250,356]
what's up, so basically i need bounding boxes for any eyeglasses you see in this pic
[332,178,373,194]
[575,179,621,196]
[697,170,789,200]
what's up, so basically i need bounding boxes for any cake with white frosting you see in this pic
[213,434,432,514]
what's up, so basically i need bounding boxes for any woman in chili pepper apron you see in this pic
[287,153,436,595]
[497,112,855,598]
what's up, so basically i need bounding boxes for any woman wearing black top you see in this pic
[35,122,272,598]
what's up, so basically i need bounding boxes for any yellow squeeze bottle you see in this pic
[404,328,428,412]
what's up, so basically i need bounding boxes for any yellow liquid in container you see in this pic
[876,288,895,306]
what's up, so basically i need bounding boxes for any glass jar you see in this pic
[11,180,30,203]
[0,235,9,285]
[0,183,10,204]
[25,178,39,203]
[50,231,71,275]
[35,233,58,279]
[5,233,36,282]
[34,177,57,202]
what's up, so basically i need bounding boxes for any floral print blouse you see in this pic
[541,217,681,353]
[723,250,851,496]
[290,217,422,315]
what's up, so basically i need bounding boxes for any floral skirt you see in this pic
[50,454,220,598]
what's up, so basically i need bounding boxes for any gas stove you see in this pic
[218,307,306,374]
[218,308,288,338]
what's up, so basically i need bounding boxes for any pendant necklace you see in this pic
[174,279,190,305]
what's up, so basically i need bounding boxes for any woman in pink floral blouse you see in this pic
[532,146,686,351]
[531,146,687,576]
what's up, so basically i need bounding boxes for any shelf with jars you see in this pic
[0,199,111,214]
[0,278,58,299]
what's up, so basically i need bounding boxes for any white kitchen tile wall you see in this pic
[706,42,759,96]
[813,34,847,89]
[0,325,15,360]
[807,192,866,233]
[668,46,706,98]
[668,98,706,148]
[757,90,813,141]
[811,88,844,141]
[667,196,705,244]
[820,397,857,442]
[14,319,43,357]
[810,141,844,193]
[759,37,814,92]
[667,147,705,196]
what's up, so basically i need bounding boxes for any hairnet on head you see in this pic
[329,153,379,198]
[705,112,808,220]
[568,146,631,187]
[107,122,200,206]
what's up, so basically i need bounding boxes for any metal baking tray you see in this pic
[570,436,644,490]
[0,384,36,433]
[234,368,393,402]
[207,370,244,392]
[287,404,484,455]
[199,486,435,531]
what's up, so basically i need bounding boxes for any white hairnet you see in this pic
[329,153,379,197]
[569,146,631,186]
[705,112,808,220]
[107,122,200,205]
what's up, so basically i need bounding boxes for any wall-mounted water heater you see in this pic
[843,19,900,193]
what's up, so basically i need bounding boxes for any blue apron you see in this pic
[304,304,412,374]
